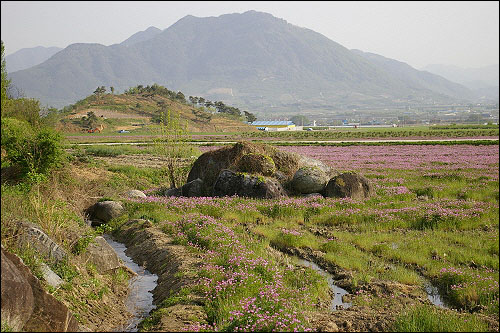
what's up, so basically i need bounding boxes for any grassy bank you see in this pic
[103,143,498,331]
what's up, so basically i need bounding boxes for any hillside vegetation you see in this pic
[55,84,256,134]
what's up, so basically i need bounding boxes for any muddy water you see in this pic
[103,234,158,332]
[295,258,352,311]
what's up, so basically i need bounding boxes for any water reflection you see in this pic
[103,234,158,332]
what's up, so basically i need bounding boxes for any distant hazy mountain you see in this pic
[422,64,499,88]
[118,26,162,46]
[9,11,477,112]
[5,46,63,73]
[351,50,476,101]
[422,64,499,101]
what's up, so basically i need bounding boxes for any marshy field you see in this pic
[2,127,499,332]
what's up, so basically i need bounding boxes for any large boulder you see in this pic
[213,169,287,199]
[186,141,333,196]
[1,247,35,331]
[1,247,80,332]
[324,172,374,200]
[88,201,124,226]
[163,178,204,198]
[290,166,330,194]
[15,221,67,263]
[235,153,276,176]
[81,236,122,274]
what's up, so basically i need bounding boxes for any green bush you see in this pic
[1,117,65,179]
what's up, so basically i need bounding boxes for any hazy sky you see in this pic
[1,1,498,69]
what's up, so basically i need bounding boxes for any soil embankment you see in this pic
[108,218,499,332]
[110,220,417,331]
[112,219,207,331]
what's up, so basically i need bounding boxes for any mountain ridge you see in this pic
[9,10,478,113]
[118,26,162,47]
[5,46,63,73]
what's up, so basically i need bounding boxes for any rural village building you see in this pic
[250,120,299,131]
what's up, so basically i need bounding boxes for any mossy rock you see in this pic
[235,153,276,176]
[324,172,373,200]
[290,166,329,194]
[187,141,333,196]
[187,141,298,195]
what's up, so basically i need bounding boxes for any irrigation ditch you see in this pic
[103,234,158,332]
[98,217,463,332]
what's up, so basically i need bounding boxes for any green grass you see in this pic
[84,144,154,157]
[393,304,489,332]
[115,143,498,324]
[106,165,170,188]
[1,321,14,332]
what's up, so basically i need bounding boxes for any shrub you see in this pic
[1,117,65,180]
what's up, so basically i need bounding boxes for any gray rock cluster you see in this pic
[213,170,287,199]
[163,142,373,200]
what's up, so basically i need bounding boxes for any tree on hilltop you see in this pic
[244,111,257,123]
[93,86,106,104]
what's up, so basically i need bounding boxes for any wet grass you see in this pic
[5,140,495,331]
[112,144,499,332]
[394,304,489,332]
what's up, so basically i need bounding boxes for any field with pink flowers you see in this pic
[106,142,498,332]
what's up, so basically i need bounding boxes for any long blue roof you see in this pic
[251,121,294,126]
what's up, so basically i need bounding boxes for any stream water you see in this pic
[295,256,449,311]
[425,281,449,308]
[101,233,447,330]
[103,234,158,332]
[295,257,352,311]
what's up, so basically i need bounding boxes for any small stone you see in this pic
[126,190,147,199]
[39,263,64,288]
[88,201,124,225]
[81,236,122,273]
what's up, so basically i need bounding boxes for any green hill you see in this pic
[55,87,256,134]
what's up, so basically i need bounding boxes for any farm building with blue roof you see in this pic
[250,121,297,131]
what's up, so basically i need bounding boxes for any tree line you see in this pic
[121,83,257,123]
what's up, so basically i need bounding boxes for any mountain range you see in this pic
[5,46,63,73]
[7,11,492,115]
[422,64,499,102]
